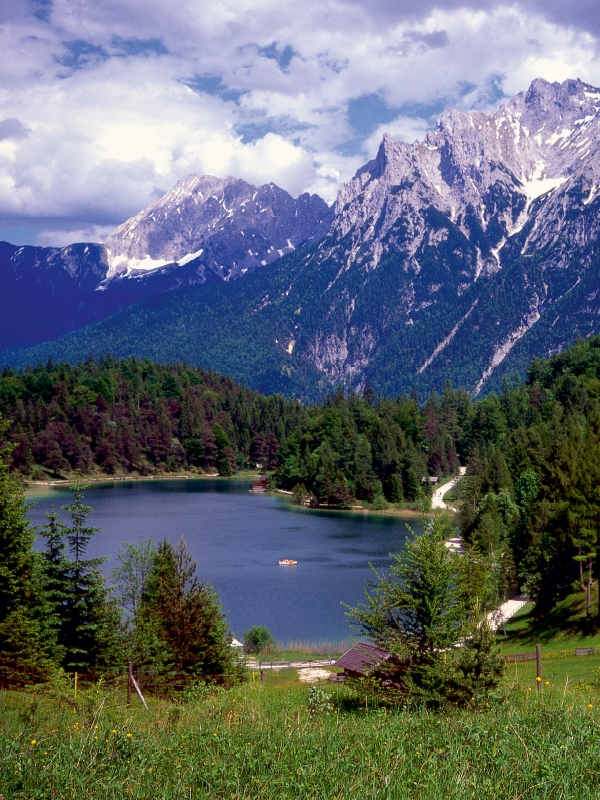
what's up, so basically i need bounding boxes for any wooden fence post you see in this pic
[536,644,542,688]
[127,661,132,706]
[130,671,149,710]
[260,670,265,683]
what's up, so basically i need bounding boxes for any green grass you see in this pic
[493,587,600,688]
[500,586,600,653]
[3,676,600,799]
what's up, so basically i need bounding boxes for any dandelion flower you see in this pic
[126,733,132,738]
[111,730,117,734]
[545,681,550,686]
[589,704,593,709]
[30,740,36,745]
[535,676,541,682]
[527,687,532,692]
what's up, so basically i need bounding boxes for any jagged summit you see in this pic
[327,77,600,278]
[300,77,600,393]
[104,173,333,282]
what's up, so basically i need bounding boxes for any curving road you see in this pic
[431,466,466,511]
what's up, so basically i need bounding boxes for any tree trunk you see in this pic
[596,517,600,624]
[587,575,592,617]
[579,547,585,592]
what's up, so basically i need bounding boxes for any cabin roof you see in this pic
[335,642,391,674]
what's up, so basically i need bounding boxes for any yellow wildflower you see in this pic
[588,704,593,709]
[535,676,541,682]
[126,733,132,738]
[30,740,37,745]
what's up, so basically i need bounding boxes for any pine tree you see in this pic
[0,416,36,625]
[346,516,503,706]
[139,537,239,677]
[51,481,125,672]
[0,415,51,665]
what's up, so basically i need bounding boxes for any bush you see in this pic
[307,681,334,716]
[244,626,276,654]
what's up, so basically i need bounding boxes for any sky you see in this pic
[1,0,600,247]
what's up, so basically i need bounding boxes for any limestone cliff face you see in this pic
[325,78,600,276]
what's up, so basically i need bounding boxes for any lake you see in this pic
[26,479,422,644]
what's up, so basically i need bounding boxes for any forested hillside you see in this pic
[0,357,307,478]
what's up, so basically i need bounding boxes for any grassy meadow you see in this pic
[2,671,600,800]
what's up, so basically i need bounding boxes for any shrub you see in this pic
[244,626,276,654]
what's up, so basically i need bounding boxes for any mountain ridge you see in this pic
[3,77,600,400]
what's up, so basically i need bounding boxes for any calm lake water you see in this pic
[26,479,422,644]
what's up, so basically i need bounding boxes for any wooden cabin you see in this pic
[251,475,269,493]
[331,642,392,682]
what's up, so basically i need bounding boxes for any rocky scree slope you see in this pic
[0,177,332,351]
[4,78,600,399]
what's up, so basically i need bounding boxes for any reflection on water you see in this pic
[27,479,422,643]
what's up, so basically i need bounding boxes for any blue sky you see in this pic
[1,0,600,246]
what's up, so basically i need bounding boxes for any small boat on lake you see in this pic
[278,559,297,566]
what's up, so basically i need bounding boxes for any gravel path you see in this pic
[432,467,466,511]
[486,594,530,632]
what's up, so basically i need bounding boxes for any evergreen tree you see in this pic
[139,537,239,677]
[346,516,503,706]
[47,482,125,672]
[0,416,36,625]
[0,415,52,665]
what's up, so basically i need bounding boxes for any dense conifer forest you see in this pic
[0,357,306,478]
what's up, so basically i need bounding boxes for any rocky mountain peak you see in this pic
[103,173,333,282]
[323,77,600,280]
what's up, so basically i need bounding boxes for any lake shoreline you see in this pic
[23,472,437,518]
[23,470,259,495]
[270,490,434,518]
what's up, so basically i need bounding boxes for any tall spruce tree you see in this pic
[0,415,53,665]
[138,536,239,677]
[0,416,36,625]
[46,481,125,672]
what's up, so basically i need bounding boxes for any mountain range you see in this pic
[2,77,600,400]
